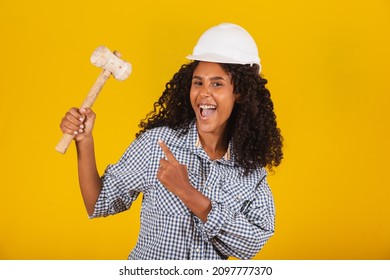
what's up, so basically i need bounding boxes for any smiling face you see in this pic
[190,61,238,139]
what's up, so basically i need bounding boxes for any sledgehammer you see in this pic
[55,46,132,154]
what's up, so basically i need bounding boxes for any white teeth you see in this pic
[199,104,216,109]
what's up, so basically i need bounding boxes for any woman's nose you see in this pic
[199,85,211,97]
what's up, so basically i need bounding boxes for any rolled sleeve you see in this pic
[89,132,153,219]
[201,176,275,259]
[203,200,235,238]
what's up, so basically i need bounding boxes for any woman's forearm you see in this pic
[76,136,102,216]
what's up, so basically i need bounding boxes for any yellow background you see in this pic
[0,0,389,259]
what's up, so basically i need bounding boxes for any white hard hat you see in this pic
[186,23,261,72]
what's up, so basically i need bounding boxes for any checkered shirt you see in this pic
[90,121,275,260]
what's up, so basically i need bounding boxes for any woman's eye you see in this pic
[212,82,222,87]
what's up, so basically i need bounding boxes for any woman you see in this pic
[60,23,283,259]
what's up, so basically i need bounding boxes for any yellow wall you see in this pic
[0,0,389,259]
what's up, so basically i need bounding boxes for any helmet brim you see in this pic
[186,53,260,66]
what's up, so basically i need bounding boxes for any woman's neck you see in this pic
[198,131,228,160]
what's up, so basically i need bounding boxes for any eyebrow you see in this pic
[192,75,226,81]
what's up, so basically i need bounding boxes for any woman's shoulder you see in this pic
[137,126,186,145]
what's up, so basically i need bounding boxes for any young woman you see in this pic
[60,23,283,260]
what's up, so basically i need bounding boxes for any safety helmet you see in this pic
[186,23,261,72]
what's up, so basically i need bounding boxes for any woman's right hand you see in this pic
[59,107,96,143]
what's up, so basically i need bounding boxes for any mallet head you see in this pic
[90,46,132,80]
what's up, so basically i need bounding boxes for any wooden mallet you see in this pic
[55,46,131,154]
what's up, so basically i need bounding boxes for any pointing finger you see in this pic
[158,139,177,162]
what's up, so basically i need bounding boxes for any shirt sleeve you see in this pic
[89,132,152,219]
[202,175,275,259]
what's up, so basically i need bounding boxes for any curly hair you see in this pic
[137,61,283,174]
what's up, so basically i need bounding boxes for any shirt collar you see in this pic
[195,137,231,161]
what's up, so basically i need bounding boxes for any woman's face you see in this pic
[190,61,238,137]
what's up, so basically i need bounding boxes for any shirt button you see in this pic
[207,186,211,190]
[236,195,241,201]
[196,247,200,252]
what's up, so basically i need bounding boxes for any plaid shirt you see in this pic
[90,121,275,260]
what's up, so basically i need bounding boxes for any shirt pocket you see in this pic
[219,179,257,213]
[155,183,191,216]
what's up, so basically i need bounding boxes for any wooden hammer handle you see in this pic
[55,69,111,154]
